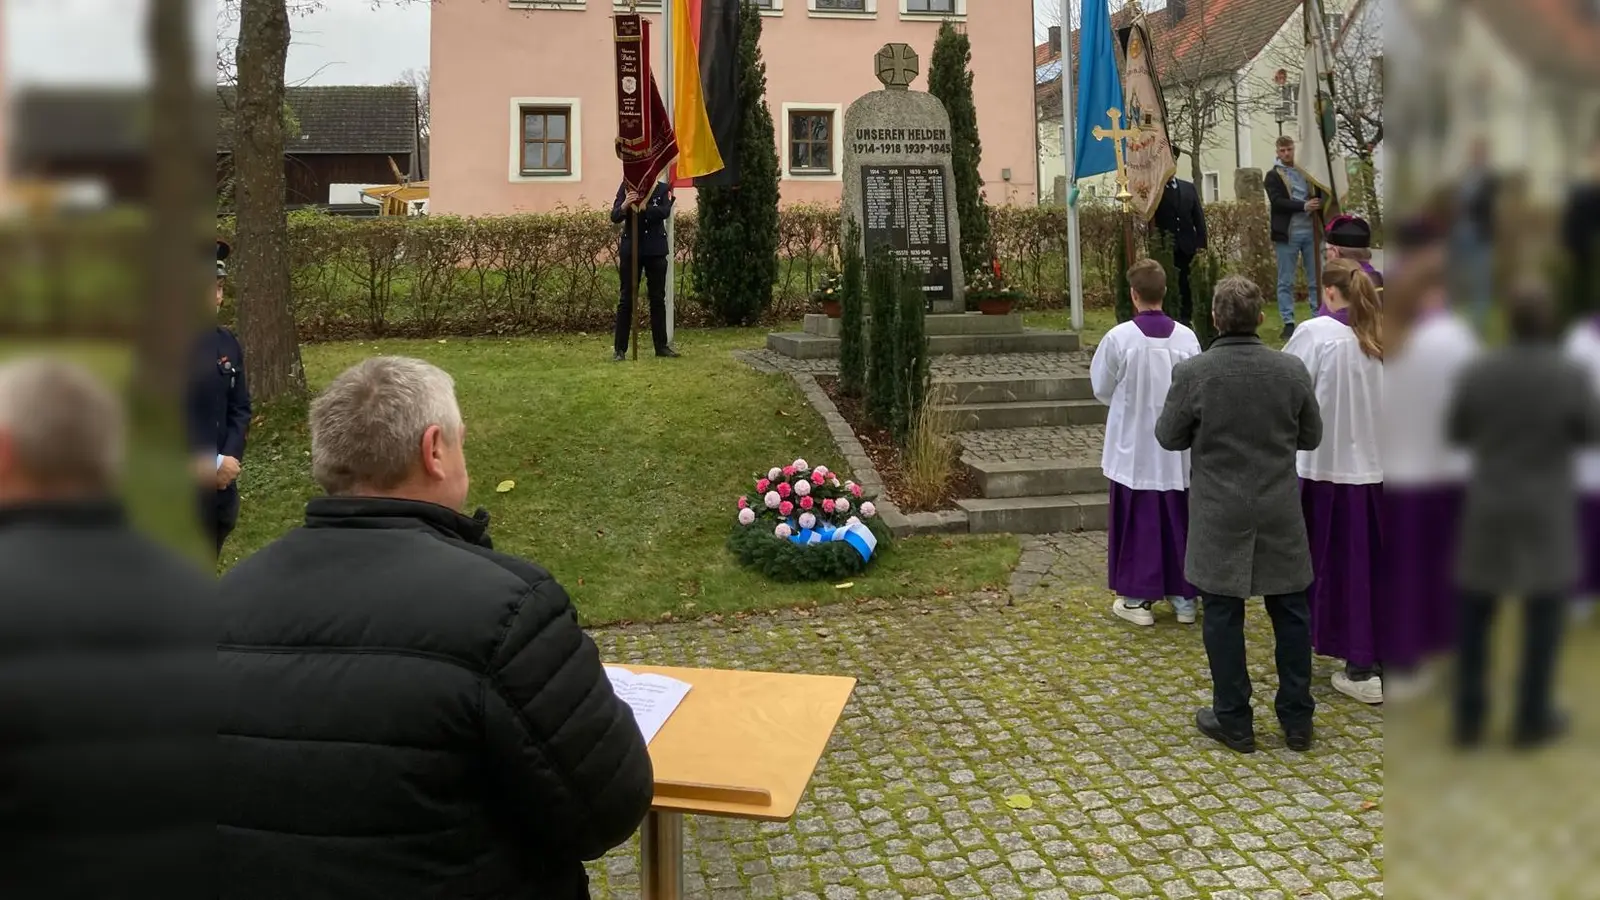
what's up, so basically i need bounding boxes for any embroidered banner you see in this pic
[614,13,678,206]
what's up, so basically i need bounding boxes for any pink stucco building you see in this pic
[429,1,1038,215]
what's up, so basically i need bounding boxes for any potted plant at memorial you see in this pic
[812,270,845,318]
[728,458,891,582]
[965,257,1026,316]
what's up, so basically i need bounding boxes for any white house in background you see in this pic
[1434,0,1600,206]
[1035,0,1360,205]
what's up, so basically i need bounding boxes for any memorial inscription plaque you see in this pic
[860,164,954,309]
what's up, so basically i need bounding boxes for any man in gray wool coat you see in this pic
[1447,282,1600,749]
[1156,276,1324,754]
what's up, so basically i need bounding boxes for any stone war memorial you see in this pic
[842,41,964,315]
[768,43,1076,361]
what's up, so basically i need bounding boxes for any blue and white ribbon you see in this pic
[786,521,877,562]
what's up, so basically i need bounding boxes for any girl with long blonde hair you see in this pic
[1282,260,1386,704]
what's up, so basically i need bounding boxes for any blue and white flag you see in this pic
[1074,0,1124,182]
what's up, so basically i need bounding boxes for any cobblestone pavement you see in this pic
[960,425,1106,465]
[587,532,1385,899]
[736,350,1093,380]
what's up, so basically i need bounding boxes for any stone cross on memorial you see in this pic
[841,42,965,314]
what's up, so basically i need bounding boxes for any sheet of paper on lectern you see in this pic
[604,666,692,745]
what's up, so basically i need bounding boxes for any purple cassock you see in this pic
[1299,307,1382,668]
[1376,485,1462,669]
[1106,311,1197,602]
[1583,495,1600,597]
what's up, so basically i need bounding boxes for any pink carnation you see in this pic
[800,496,814,510]
[756,478,770,493]
[782,466,796,477]
[811,470,825,485]
[823,498,836,514]
[777,482,793,498]
[737,496,749,510]
[779,501,794,517]
[851,484,864,498]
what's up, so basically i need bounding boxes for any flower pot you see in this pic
[976,297,1015,316]
[820,300,843,318]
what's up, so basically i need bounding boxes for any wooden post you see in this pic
[630,210,641,361]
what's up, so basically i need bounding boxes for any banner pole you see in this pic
[1060,0,1083,333]
[632,213,642,361]
[663,0,677,349]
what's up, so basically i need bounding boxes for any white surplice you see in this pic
[1282,314,1384,485]
[1090,319,1202,491]
[1382,311,1479,487]
[1564,317,1600,494]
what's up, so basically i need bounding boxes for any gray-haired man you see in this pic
[219,356,653,899]
[0,357,212,897]
[1156,277,1323,754]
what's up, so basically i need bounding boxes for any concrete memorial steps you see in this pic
[767,313,1082,360]
[964,456,1105,499]
[956,493,1110,534]
[938,398,1106,431]
[955,422,1109,534]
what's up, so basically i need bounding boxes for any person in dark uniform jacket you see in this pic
[1152,149,1208,326]
[189,239,252,558]
[610,180,679,361]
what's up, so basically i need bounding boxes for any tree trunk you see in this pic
[234,0,305,402]
[1189,113,1204,188]
[138,0,210,552]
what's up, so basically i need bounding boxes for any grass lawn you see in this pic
[226,326,1019,625]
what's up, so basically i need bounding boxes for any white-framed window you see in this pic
[509,98,583,183]
[1200,90,1221,129]
[509,1,587,9]
[809,0,875,17]
[1202,171,1220,203]
[611,0,662,7]
[901,0,963,16]
[781,102,843,180]
[754,0,784,12]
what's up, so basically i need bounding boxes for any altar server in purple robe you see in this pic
[1284,259,1385,705]
[1564,310,1600,617]
[1376,256,1479,699]
[1092,258,1204,627]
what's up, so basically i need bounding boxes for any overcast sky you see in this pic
[4,0,430,87]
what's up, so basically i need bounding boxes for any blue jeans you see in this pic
[1450,226,1494,331]
[1275,233,1318,324]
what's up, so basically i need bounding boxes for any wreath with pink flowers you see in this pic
[728,458,891,582]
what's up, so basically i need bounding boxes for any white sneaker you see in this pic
[1169,596,1198,624]
[1113,598,1155,626]
[1383,668,1435,704]
[1332,671,1384,705]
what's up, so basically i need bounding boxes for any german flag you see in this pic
[671,0,741,187]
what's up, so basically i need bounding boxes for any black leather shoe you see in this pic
[1284,724,1313,752]
[1197,708,1256,754]
[1280,322,1296,341]
[656,347,681,358]
[612,352,627,362]
[1512,712,1570,751]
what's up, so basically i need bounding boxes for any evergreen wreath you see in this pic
[727,458,890,582]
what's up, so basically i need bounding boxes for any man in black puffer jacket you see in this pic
[218,356,653,899]
[0,357,213,898]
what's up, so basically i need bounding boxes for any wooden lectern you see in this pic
[613,665,856,900]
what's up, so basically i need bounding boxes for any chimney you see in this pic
[1170,0,1188,21]
[1048,25,1061,55]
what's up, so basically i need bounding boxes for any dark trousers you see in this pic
[1455,591,1566,739]
[199,488,238,561]
[615,254,670,355]
[1175,250,1195,323]
[1201,592,1315,734]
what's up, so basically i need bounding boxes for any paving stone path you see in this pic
[736,350,1092,380]
[586,533,1385,899]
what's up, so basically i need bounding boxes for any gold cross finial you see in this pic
[1091,108,1142,211]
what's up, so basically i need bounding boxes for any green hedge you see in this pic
[1,201,1283,340]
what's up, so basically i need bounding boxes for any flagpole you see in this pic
[1060,0,1084,333]
[663,0,677,348]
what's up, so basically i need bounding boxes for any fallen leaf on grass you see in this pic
[835,582,855,590]
[1004,794,1033,810]
[495,480,516,493]
[1358,800,1378,811]
[776,409,791,417]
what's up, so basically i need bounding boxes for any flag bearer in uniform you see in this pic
[189,240,252,560]
[1092,259,1203,626]
[1284,259,1385,705]
[1376,253,1478,699]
